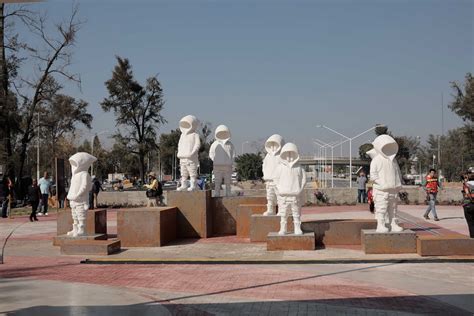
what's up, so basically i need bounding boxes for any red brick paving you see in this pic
[0,255,468,314]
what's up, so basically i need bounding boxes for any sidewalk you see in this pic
[0,205,473,315]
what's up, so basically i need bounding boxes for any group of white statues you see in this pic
[66,113,403,237]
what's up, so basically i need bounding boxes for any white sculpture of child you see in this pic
[262,134,284,216]
[209,125,235,197]
[66,152,97,237]
[177,115,201,192]
[369,135,404,233]
[275,143,306,235]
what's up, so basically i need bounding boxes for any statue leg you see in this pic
[224,169,232,197]
[75,203,88,237]
[187,163,198,192]
[374,190,389,233]
[278,197,288,235]
[263,183,276,216]
[177,163,189,191]
[67,205,78,237]
[291,200,303,235]
[214,170,222,197]
[389,193,403,232]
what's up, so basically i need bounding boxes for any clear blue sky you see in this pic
[17,0,473,156]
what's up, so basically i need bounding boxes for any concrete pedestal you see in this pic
[361,229,417,254]
[57,209,107,236]
[117,207,177,247]
[60,239,121,255]
[417,235,474,256]
[53,233,107,246]
[168,190,212,238]
[211,196,266,236]
[267,232,315,251]
[302,219,377,246]
[250,214,293,242]
[236,204,266,238]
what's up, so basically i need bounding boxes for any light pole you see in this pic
[241,141,250,155]
[314,139,345,188]
[90,130,109,177]
[316,124,384,188]
[36,113,40,180]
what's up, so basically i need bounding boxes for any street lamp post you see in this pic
[316,124,384,188]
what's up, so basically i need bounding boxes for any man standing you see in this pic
[356,171,368,203]
[38,171,52,216]
[423,168,441,221]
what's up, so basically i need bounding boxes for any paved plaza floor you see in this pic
[0,205,473,315]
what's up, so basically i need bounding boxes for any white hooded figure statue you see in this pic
[66,152,97,237]
[370,135,404,233]
[177,115,201,192]
[262,134,284,216]
[209,125,235,197]
[275,143,306,235]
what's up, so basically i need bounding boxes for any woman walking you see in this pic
[28,179,41,222]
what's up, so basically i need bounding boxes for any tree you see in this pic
[101,56,166,182]
[40,93,92,169]
[449,73,473,123]
[158,129,180,176]
[235,153,263,180]
[358,143,373,161]
[198,122,213,175]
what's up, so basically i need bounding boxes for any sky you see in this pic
[14,0,474,156]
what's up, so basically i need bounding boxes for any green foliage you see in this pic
[449,73,473,122]
[235,153,263,180]
[358,143,373,160]
[158,129,180,175]
[101,56,166,181]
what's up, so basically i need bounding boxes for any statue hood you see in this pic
[215,125,231,142]
[69,152,97,175]
[280,143,300,167]
[265,134,284,156]
[179,115,199,135]
[372,135,398,161]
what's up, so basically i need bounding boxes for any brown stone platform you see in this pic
[211,196,266,236]
[167,190,212,238]
[57,209,107,236]
[117,207,177,247]
[250,214,293,242]
[60,239,121,255]
[236,204,266,238]
[302,219,377,246]
[362,229,417,254]
[417,235,474,256]
[267,232,315,251]
[53,233,107,247]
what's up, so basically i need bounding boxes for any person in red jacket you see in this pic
[423,169,442,221]
[367,183,374,213]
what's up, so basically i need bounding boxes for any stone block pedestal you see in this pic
[267,232,315,251]
[167,190,212,238]
[361,229,417,254]
[53,233,107,247]
[302,219,376,246]
[417,235,474,256]
[60,238,121,255]
[117,207,177,247]
[250,214,293,242]
[236,204,266,238]
[57,209,107,236]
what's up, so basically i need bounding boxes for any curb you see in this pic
[81,257,474,265]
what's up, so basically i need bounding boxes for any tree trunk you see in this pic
[0,4,15,181]
[139,151,145,184]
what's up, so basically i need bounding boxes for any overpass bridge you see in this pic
[299,156,370,167]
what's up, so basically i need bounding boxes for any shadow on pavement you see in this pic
[3,294,473,316]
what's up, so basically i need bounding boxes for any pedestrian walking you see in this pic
[28,179,41,222]
[89,177,102,210]
[462,171,474,238]
[1,176,13,218]
[144,172,162,207]
[38,171,52,216]
[423,168,442,221]
[356,171,368,203]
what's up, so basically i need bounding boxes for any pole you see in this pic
[331,147,334,188]
[36,113,40,180]
[90,134,95,176]
[349,139,352,188]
